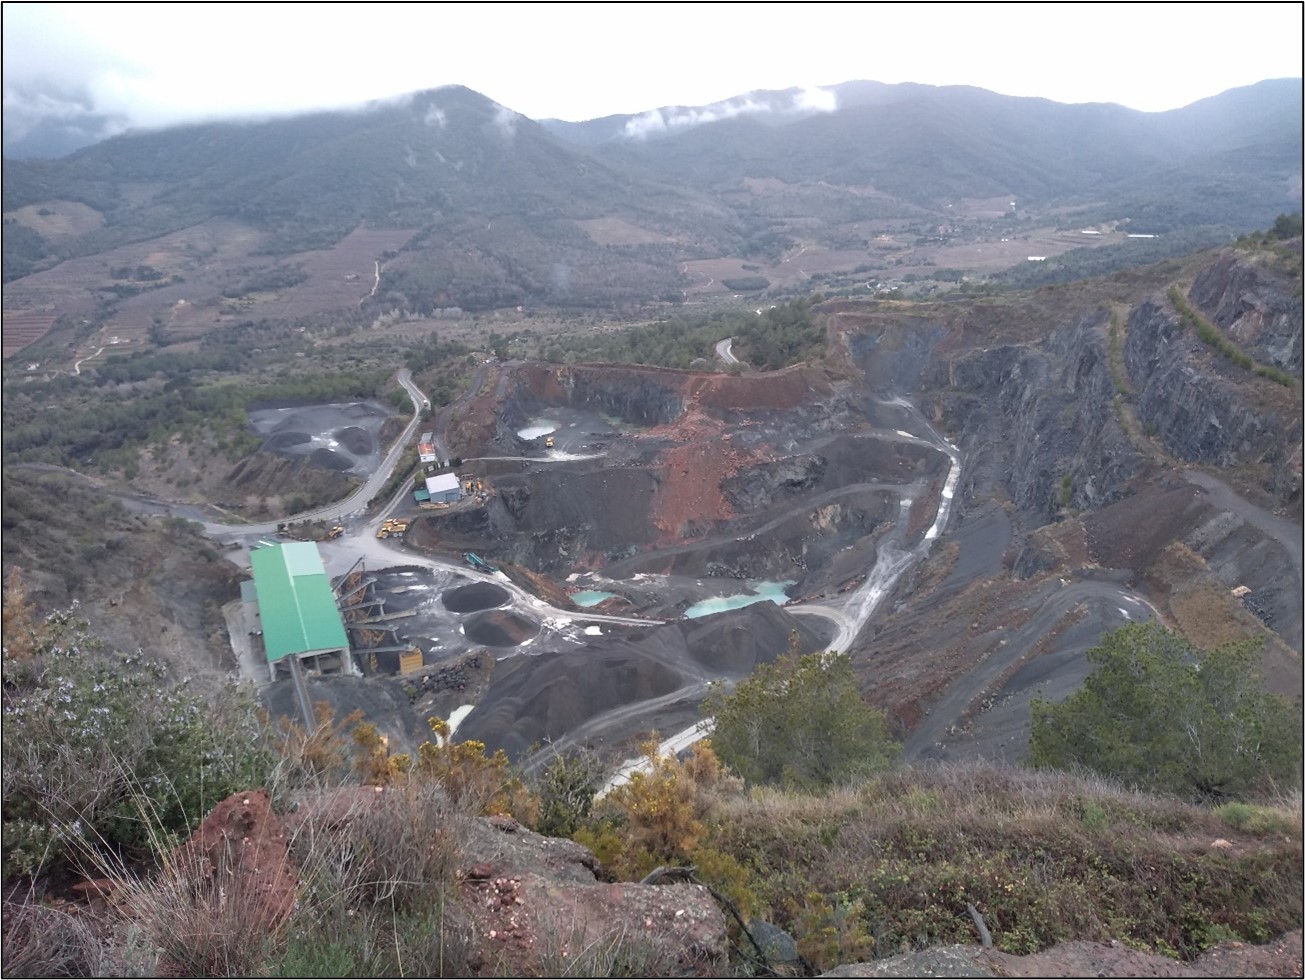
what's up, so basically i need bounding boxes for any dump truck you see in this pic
[545,436,554,449]
[376,518,411,539]
[326,525,344,540]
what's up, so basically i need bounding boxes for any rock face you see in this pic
[944,309,1146,523]
[723,453,828,512]
[1125,299,1298,480]
[1189,250,1303,375]
[173,788,297,935]
[459,815,726,976]
[504,363,686,429]
[823,929,1304,978]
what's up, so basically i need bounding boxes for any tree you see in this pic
[1028,623,1301,801]
[705,646,899,790]
[1269,212,1302,240]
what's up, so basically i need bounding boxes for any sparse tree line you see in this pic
[548,297,822,370]
[2,367,387,477]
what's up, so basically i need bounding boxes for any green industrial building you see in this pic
[248,542,353,681]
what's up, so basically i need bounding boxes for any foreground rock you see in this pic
[282,789,726,976]
[173,787,296,935]
[823,929,1304,978]
[462,814,727,975]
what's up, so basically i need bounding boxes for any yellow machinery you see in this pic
[376,517,411,539]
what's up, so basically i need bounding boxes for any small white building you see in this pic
[418,432,437,464]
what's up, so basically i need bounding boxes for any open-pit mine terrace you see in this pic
[369,359,964,765]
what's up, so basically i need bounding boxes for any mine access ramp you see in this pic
[463,552,500,574]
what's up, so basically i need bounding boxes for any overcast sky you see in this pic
[3,1,1302,137]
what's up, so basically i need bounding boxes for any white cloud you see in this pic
[491,103,518,141]
[0,2,1299,141]
[622,109,668,140]
[794,85,837,114]
[621,87,838,140]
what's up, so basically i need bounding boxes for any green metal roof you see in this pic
[249,542,348,663]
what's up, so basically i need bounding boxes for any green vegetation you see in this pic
[992,227,1231,290]
[705,647,899,790]
[1,575,273,879]
[1058,473,1073,508]
[1270,212,1303,241]
[221,264,308,298]
[1168,285,1297,387]
[2,366,385,475]
[577,745,1301,969]
[1106,311,1132,396]
[555,298,823,371]
[534,748,606,838]
[1029,623,1302,801]
[3,578,1300,975]
[721,275,770,292]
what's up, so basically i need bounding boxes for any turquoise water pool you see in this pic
[684,581,795,619]
[571,590,617,607]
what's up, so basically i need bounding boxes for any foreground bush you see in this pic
[713,766,1301,964]
[1029,623,1302,801]
[2,585,272,879]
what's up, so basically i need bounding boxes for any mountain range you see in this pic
[4,78,1300,310]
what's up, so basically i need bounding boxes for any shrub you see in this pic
[417,717,532,818]
[1029,623,1302,801]
[534,748,605,838]
[1214,800,1301,836]
[576,741,758,926]
[705,648,899,790]
[1,594,273,878]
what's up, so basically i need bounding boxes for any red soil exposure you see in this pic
[172,788,297,935]
[641,383,775,542]
[688,362,831,412]
[642,367,834,541]
[498,362,837,545]
[652,434,746,542]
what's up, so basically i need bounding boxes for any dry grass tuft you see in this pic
[703,763,1303,963]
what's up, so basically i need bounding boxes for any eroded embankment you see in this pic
[829,262,1301,765]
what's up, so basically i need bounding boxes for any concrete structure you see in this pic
[248,542,353,681]
[425,472,462,504]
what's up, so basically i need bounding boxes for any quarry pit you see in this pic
[248,276,1302,776]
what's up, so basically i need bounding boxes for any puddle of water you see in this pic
[517,419,559,440]
[684,580,795,619]
[571,590,617,607]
